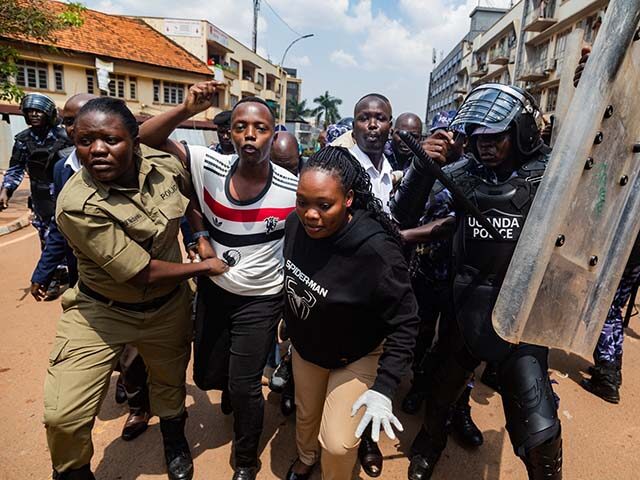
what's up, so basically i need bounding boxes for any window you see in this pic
[53,64,64,91]
[16,60,48,89]
[230,94,239,107]
[266,77,274,90]
[229,58,240,75]
[163,82,184,104]
[153,80,160,102]
[546,87,558,112]
[554,29,571,71]
[86,69,96,94]
[129,77,137,100]
[107,74,126,98]
[257,73,264,86]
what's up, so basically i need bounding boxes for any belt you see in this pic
[78,281,179,312]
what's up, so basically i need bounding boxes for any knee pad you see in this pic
[499,350,560,457]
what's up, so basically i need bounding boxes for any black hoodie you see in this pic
[283,209,419,398]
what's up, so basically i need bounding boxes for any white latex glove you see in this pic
[351,389,403,442]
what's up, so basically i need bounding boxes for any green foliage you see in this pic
[312,91,342,129]
[0,0,85,101]
[286,98,312,122]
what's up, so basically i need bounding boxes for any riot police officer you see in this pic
[0,93,72,248]
[392,83,563,480]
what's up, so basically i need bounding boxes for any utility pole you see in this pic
[252,0,260,53]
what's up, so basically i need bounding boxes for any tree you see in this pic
[0,0,85,102]
[286,98,312,122]
[312,91,342,129]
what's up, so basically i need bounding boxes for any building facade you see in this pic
[0,1,216,168]
[426,7,508,123]
[429,0,611,124]
[142,17,301,124]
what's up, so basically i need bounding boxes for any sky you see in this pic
[79,0,513,122]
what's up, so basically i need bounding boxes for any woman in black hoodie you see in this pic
[283,146,419,480]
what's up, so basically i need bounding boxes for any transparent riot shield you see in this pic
[493,0,640,358]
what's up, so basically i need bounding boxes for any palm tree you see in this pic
[312,91,342,129]
[286,98,313,122]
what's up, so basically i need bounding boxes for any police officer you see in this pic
[44,97,228,480]
[392,83,562,480]
[0,93,71,247]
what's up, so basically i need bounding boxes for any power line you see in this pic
[261,0,302,37]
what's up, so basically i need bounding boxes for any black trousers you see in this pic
[194,278,281,468]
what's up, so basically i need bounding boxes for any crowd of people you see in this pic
[1,47,639,480]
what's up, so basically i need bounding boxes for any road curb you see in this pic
[0,213,31,237]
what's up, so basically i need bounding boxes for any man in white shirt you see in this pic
[349,94,394,213]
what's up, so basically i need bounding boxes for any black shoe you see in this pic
[285,458,315,480]
[358,428,383,478]
[221,388,233,415]
[588,355,622,387]
[450,404,483,447]
[160,414,194,480]
[115,376,127,404]
[581,361,620,404]
[450,386,483,448]
[408,454,438,480]
[232,467,257,480]
[53,465,96,480]
[402,389,425,415]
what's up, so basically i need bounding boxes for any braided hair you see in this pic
[302,146,402,245]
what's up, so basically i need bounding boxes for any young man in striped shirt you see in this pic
[141,83,297,480]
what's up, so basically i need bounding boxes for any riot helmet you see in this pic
[336,116,354,130]
[450,83,543,156]
[20,93,58,126]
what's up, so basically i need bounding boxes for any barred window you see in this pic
[16,60,48,89]
[163,82,184,104]
[107,74,126,99]
[86,69,96,94]
[153,80,161,102]
[129,77,137,100]
[53,64,64,91]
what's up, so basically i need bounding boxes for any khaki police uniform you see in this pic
[44,153,194,473]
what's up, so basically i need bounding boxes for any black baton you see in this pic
[397,130,503,240]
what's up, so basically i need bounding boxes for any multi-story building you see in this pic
[142,17,300,124]
[0,1,215,168]
[514,0,608,115]
[434,0,610,122]
[426,6,508,123]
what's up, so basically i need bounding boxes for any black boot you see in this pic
[450,386,483,448]
[280,375,296,416]
[588,355,622,387]
[160,413,194,480]
[581,360,620,404]
[480,362,500,392]
[358,425,383,477]
[53,465,95,480]
[232,467,257,480]
[523,430,562,480]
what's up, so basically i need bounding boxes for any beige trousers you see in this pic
[292,346,382,480]
[43,284,193,473]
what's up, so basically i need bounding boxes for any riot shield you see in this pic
[492,0,640,358]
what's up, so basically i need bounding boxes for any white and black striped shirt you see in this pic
[189,145,298,296]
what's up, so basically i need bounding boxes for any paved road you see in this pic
[1,227,639,479]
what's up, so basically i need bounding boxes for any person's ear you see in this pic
[345,189,354,209]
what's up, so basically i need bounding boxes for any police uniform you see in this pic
[44,153,193,473]
[393,84,563,480]
[3,125,71,246]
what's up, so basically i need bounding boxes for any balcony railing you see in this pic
[517,57,556,82]
[489,48,510,65]
[524,0,557,32]
[470,63,488,77]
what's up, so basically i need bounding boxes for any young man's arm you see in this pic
[139,80,224,168]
